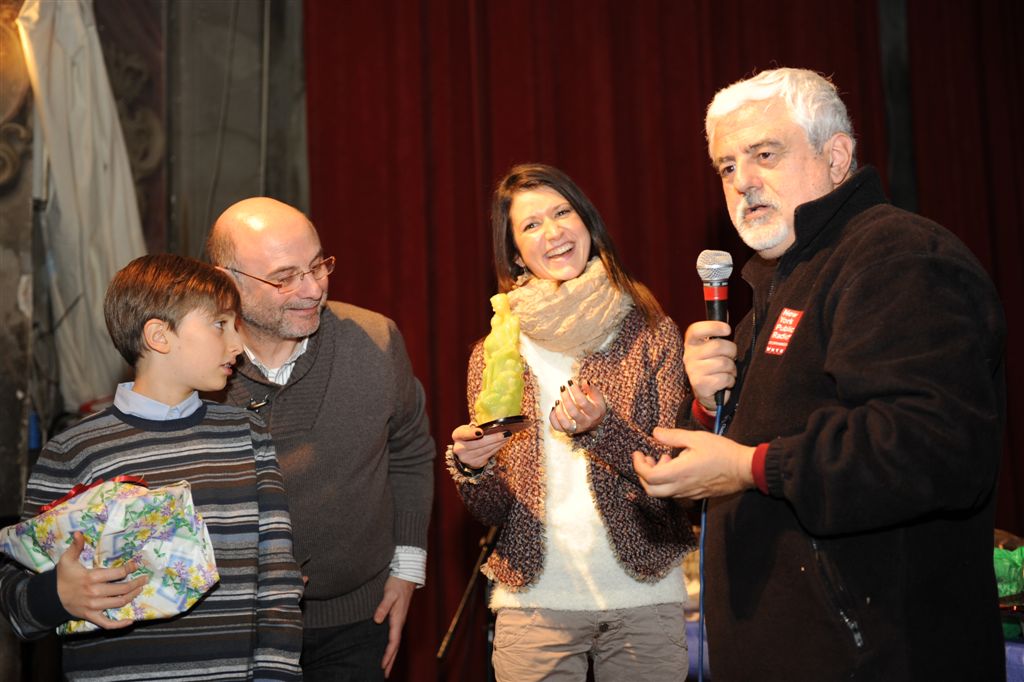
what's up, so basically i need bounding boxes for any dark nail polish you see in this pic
[560,385,566,392]
[503,430,512,438]
[555,399,560,407]
[568,379,574,387]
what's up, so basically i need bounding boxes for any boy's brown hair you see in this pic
[104,254,241,366]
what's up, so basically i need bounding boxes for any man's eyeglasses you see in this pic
[230,256,336,294]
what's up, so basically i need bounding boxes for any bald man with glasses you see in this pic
[206,198,435,681]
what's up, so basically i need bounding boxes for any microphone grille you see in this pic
[696,250,733,283]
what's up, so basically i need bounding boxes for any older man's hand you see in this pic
[632,427,756,500]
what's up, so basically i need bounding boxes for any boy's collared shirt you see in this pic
[114,382,202,420]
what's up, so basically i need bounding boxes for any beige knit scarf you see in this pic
[506,258,633,358]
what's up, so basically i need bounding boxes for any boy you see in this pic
[0,254,304,680]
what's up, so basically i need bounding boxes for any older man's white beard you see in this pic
[737,218,790,253]
[734,192,790,254]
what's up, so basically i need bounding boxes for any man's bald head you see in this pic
[206,197,329,347]
[206,197,317,268]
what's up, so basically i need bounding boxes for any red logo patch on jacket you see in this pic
[765,308,804,355]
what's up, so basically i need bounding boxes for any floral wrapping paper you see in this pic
[0,480,219,635]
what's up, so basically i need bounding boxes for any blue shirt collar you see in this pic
[113,382,203,420]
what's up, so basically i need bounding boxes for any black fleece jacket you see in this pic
[687,167,1006,680]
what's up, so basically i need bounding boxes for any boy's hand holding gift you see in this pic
[56,531,147,630]
[0,478,219,634]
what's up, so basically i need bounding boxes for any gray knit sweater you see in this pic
[449,308,695,588]
[219,302,435,628]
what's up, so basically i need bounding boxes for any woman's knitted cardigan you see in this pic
[448,308,696,589]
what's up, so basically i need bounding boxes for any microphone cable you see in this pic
[696,404,724,682]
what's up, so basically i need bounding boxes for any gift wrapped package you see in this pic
[0,479,219,635]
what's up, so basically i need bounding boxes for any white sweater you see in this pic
[490,334,685,611]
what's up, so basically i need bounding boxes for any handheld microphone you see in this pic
[694,250,733,682]
[695,250,733,405]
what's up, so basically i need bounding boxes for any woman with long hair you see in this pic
[446,163,695,680]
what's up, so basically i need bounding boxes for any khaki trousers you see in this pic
[491,603,688,682]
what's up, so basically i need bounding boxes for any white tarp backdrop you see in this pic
[16,0,146,412]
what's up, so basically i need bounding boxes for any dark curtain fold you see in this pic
[303,1,1019,679]
[905,0,1023,542]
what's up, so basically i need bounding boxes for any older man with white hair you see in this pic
[634,68,1006,680]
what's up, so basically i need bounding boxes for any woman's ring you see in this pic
[568,419,578,434]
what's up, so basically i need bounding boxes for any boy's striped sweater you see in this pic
[0,402,304,681]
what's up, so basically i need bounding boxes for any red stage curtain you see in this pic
[905,0,1023,544]
[304,1,1019,678]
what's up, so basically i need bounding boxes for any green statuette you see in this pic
[474,293,525,424]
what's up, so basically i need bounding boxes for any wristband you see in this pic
[446,444,485,478]
[691,400,716,430]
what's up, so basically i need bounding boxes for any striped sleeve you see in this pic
[0,437,78,640]
[0,558,57,639]
[249,415,304,680]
